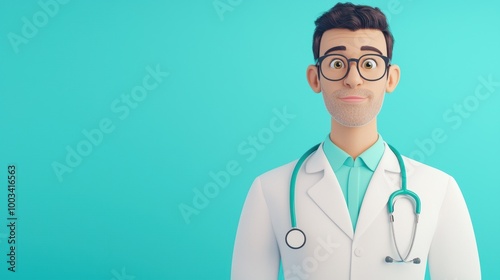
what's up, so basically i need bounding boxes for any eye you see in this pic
[362,59,377,69]
[329,59,344,69]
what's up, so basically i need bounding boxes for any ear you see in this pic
[385,64,400,93]
[306,65,321,93]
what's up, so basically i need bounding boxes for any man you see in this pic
[231,3,480,279]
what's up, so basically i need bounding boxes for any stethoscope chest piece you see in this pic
[285,228,306,249]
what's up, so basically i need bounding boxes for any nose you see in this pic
[343,60,363,89]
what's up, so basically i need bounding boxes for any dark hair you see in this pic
[312,2,394,61]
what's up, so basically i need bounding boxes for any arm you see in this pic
[428,177,481,279]
[231,177,280,280]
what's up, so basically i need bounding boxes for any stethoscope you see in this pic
[285,143,422,264]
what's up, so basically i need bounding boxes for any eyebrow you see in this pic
[360,46,383,55]
[323,45,383,56]
[323,46,346,55]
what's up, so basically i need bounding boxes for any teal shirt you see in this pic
[322,134,385,231]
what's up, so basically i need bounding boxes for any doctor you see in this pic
[231,2,480,280]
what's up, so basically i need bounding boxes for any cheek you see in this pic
[373,92,386,104]
[319,81,341,93]
[371,81,388,95]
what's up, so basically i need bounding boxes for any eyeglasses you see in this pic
[316,53,391,82]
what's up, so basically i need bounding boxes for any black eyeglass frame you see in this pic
[315,53,391,82]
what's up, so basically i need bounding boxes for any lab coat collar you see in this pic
[305,141,408,240]
[305,142,400,174]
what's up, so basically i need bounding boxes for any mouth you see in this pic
[338,96,367,103]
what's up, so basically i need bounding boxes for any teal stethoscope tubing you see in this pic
[287,142,422,263]
[290,143,321,228]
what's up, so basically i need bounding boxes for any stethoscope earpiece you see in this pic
[385,256,421,264]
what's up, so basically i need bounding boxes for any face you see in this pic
[307,29,400,127]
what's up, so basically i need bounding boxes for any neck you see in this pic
[329,118,379,159]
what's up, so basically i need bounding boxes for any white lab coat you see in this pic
[231,142,480,280]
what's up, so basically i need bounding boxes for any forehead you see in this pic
[319,28,387,56]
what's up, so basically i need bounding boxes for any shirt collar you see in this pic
[323,133,385,172]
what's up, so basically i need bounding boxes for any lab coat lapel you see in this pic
[305,143,354,240]
[354,143,404,240]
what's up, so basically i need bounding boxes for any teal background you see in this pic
[0,0,498,279]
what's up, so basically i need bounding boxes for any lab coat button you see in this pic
[354,248,363,257]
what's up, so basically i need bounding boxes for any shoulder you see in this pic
[259,159,297,180]
[400,154,459,196]
[246,158,301,199]
[251,160,297,189]
[402,155,452,179]
[402,156,453,180]
[382,142,456,187]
